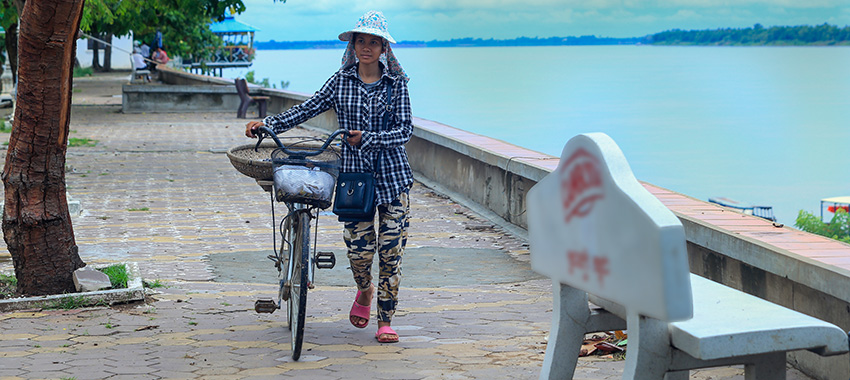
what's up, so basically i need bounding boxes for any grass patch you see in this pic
[73,66,93,77]
[0,273,17,299]
[127,207,149,212]
[46,295,91,310]
[0,120,11,133]
[97,264,129,289]
[144,279,165,288]
[68,138,98,147]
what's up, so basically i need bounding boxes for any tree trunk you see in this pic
[103,33,112,71]
[91,36,101,70]
[2,0,86,296]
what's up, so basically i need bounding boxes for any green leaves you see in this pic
[795,209,850,243]
[79,0,287,61]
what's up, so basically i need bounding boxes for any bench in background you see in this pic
[235,78,269,119]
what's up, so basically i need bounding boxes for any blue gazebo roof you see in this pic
[209,16,258,34]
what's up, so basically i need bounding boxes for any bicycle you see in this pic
[248,126,348,361]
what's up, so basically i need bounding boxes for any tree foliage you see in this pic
[79,0,284,61]
[795,209,850,244]
[648,23,850,46]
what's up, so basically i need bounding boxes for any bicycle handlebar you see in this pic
[253,126,349,158]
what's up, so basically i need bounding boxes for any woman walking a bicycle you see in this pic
[245,10,412,344]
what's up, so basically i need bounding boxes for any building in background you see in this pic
[75,34,134,70]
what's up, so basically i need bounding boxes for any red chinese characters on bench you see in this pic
[560,148,604,224]
[567,250,610,287]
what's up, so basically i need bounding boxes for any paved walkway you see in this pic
[0,72,814,379]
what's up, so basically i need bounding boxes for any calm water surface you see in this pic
[225,46,850,224]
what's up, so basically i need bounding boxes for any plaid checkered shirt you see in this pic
[262,64,414,206]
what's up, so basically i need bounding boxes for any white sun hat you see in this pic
[338,10,396,44]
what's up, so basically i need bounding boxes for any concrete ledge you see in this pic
[122,83,241,114]
[0,262,145,312]
[680,212,850,302]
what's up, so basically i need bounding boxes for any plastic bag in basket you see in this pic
[273,165,335,205]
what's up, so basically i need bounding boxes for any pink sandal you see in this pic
[349,289,371,329]
[375,325,399,343]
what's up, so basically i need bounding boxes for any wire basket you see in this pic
[270,146,341,180]
[272,145,340,208]
[273,165,335,208]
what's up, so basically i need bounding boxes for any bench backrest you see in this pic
[528,133,693,322]
[234,78,251,102]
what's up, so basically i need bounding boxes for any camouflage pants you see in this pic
[343,191,409,322]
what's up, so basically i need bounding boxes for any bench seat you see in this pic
[673,275,848,360]
[590,274,848,361]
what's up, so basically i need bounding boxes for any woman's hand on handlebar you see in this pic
[245,121,265,138]
[346,130,363,147]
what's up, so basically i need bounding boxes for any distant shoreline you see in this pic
[256,36,641,50]
[256,23,850,50]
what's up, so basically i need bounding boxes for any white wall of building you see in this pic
[75,33,134,70]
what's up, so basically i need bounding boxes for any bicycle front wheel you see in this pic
[288,210,310,361]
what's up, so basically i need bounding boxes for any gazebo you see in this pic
[209,14,258,63]
[821,196,850,222]
[186,13,257,76]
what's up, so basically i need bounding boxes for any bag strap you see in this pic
[371,79,392,175]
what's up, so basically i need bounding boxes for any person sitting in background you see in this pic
[132,47,148,70]
[140,42,151,59]
[152,47,169,70]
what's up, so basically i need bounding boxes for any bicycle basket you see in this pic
[273,165,336,208]
[271,144,341,208]
[271,145,341,179]
[226,141,279,180]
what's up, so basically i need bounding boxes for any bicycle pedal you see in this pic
[254,299,279,314]
[315,251,336,269]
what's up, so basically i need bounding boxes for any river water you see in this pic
[223,45,850,225]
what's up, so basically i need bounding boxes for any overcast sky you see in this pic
[237,0,850,42]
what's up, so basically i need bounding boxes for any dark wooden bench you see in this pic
[235,78,269,119]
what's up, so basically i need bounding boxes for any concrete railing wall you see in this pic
[143,67,850,379]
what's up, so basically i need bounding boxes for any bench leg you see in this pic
[539,282,589,380]
[624,312,674,380]
[237,100,249,119]
[744,352,786,380]
[257,100,267,119]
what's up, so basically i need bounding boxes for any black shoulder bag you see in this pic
[332,80,392,223]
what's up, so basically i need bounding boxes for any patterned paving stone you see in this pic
[0,72,819,380]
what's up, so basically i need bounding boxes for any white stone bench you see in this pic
[528,133,849,380]
[130,54,151,83]
[131,69,151,83]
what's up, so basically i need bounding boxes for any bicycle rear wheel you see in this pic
[288,210,309,361]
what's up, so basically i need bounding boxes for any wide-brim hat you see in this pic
[338,10,396,44]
